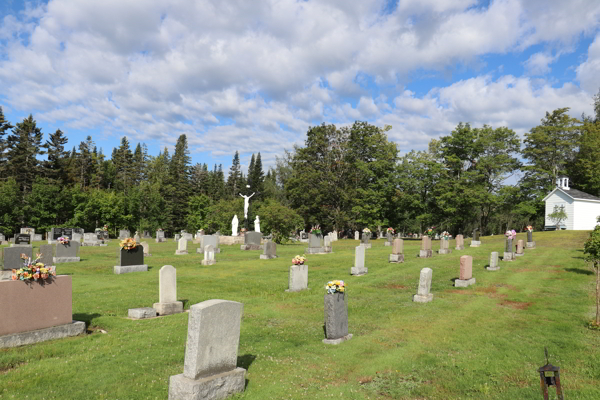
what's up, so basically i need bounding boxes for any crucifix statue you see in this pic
[239,186,255,229]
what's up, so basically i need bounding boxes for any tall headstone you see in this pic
[260,241,277,259]
[323,236,332,253]
[455,234,464,250]
[286,264,308,292]
[360,233,371,249]
[153,265,183,316]
[201,245,216,266]
[470,229,481,247]
[526,230,536,249]
[413,268,433,303]
[504,238,515,261]
[354,231,359,241]
[38,244,54,267]
[231,215,239,237]
[176,238,188,255]
[168,300,246,400]
[438,238,452,255]
[487,251,500,271]
[455,255,475,287]
[350,245,367,276]
[114,246,147,274]
[516,239,524,256]
[306,234,325,254]
[156,230,166,243]
[419,236,432,258]
[197,235,220,254]
[241,232,262,250]
[389,239,404,263]
[54,241,80,263]
[141,241,151,256]
[323,292,352,344]
[2,247,34,280]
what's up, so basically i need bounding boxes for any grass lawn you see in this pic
[1,231,599,399]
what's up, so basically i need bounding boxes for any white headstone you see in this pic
[413,268,433,303]
[350,245,367,275]
[175,237,188,255]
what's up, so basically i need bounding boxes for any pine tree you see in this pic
[5,114,45,195]
[43,129,69,184]
[226,151,242,198]
[0,107,14,177]
[77,136,95,188]
[170,135,192,230]
[251,152,264,195]
[113,137,133,193]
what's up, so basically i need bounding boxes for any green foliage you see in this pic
[569,120,600,197]
[6,114,45,195]
[548,205,568,228]
[185,194,212,231]
[255,198,303,243]
[204,198,244,235]
[0,178,21,235]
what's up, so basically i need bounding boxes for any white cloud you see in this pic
[576,33,600,95]
[523,52,558,75]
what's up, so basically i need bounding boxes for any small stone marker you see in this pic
[526,230,535,249]
[153,265,183,315]
[323,236,332,253]
[455,234,464,250]
[419,236,432,258]
[38,244,54,267]
[487,251,500,271]
[286,264,308,292]
[114,246,147,274]
[196,235,220,254]
[360,233,371,249]
[516,239,524,256]
[438,238,452,255]
[156,230,166,243]
[133,232,141,243]
[175,237,188,255]
[260,241,277,259]
[354,231,359,240]
[455,255,475,287]
[504,238,514,261]
[240,232,262,250]
[141,241,151,256]
[168,300,246,400]
[413,268,433,303]
[201,245,216,266]
[323,292,352,344]
[384,233,393,246]
[470,229,481,247]
[306,234,325,254]
[54,241,80,263]
[350,245,367,276]
[389,239,404,263]
[128,307,157,319]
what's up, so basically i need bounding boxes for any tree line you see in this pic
[0,97,599,241]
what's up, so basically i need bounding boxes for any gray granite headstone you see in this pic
[260,241,277,259]
[323,292,352,344]
[119,229,130,239]
[241,232,262,250]
[156,230,166,243]
[114,246,147,274]
[306,233,325,254]
[38,244,54,267]
[200,235,220,253]
[201,245,216,265]
[504,238,514,261]
[14,234,31,245]
[487,251,500,271]
[3,247,33,271]
[360,233,371,248]
[54,242,80,263]
[323,236,332,253]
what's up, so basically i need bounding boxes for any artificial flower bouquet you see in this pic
[310,225,322,235]
[292,255,306,265]
[120,237,138,250]
[57,236,70,244]
[325,280,345,294]
[12,253,55,282]
[505,230,516,240]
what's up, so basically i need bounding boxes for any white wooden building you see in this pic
[543,177,600,230]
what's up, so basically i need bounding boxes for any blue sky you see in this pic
[1,0,600,173]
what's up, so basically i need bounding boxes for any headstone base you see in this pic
[360,243,372,249]
[384,242,391,246]
[323,246,332,253]
[82,242,102,246]
[175,250,189,255]
[155,238,166,243]
[285,287,310,293]
[419,249,432,258]
[526,241,536,249]
[168,368,246,400]
[0,270,11,280]
[455,245,464,250]
[515,253,524,257]
[128,307,157,319]
[240,245,262,251]
[322,333,353,345]
[114,265,148,274]
[53,257,80,263]
[350,267,368,276]
[454,278,476,287]
[503,252,515,261]
[259,254,277,259]
[438,249,452,254]
[201,260,216,266]
[470,241,481,247]
[413,293,433,303]
[153,301,183,316]
[144,253,152,257]
[196,248,221,254]
[10,244,32,248]
[0,320,85,349]
[305,247,326,254]
[486,266,501,271]
[389,254,404,263]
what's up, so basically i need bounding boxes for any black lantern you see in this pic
[538,348,564,400]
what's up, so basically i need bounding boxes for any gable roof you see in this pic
[543,187,600,202]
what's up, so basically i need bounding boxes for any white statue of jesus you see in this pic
[254,215,260,232]
[239,192,255,219]
[231,214,239,237]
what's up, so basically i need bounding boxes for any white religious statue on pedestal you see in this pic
[239,189,255,220]
[231,215,239,237]
[254,215,261,232]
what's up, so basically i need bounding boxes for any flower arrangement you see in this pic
[103,225,108,231]
[387,227,395,234]
[120,237,138,250]
[292,254,306,265]
[362,228,371,233]
[310,225,322,235]
[504,230,516,239]
[12,253,55,282]
[441,231,450,240]
[57,236,70,244]
[526,225,533,232]
[241,228,247,233]
[157,228,163,231]
[425,227,435,237]
[325,280,345,294]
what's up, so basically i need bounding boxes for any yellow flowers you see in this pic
[325,280,345,294]
[120,237,138,250]
[292,255,306,265]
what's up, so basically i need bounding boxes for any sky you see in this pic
[1,0,600,173]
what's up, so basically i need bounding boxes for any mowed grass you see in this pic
[1,231,600,399]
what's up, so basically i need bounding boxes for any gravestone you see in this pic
[331,231,338,241]
[71,232,82,243]
[487,252,500,271]
[516,239,524,256]
[389,239,404,263]
[300,231,308,242]
[360,233,371,249]
[419,236,432,258]
[156,230,166,243]
[2,247,34,280]
[241,232,262,250]
[470,229,481,247]
[175,238,189,255]
[119,229,130,240]
[350,245,367,276]
[434,234,440,240]
[323,236,332,253]
[168,300,246,400]
[32,233,42,241]
[526,230,536,249]
[455,234,464,250]
[384,233,393,246]
[0,233,5,243]
[455,255,475,287]
[54,241,80,263]
[260,241,277,259]
[286,264,308,292]
[306,234,325,254]
[38,244,54,267]
[128,307,157,319]
[323,292,352,344]
[83,232,103,246]
[438,238,452,255]
[174,234,181,242]
[143,231,152,239]
[201,245,216,266]
[114,246,147,274]
[20,227,35,235]
[133,232,141,243]
[413,268,433,303]
[141,241,151,256]
[354,231,359,241]
[11,234,31,247]
[196,235,220,254]
[504,238,515,261]
[153,265,183,316]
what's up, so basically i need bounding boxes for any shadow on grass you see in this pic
[238,354,256,390]
[565,268,593,275]
[180,299,190,309]
[73,312,101,325]
[572,256,585,260]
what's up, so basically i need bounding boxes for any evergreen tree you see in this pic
[132,143,146,185]
[170,134,192,230]
[5,114,45,195]
[76,136,95,188]
[43,129,69,184]
[113,137,133,193]
[249,152,264,195]
[0,107,13,177]
[226,151,242,198]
